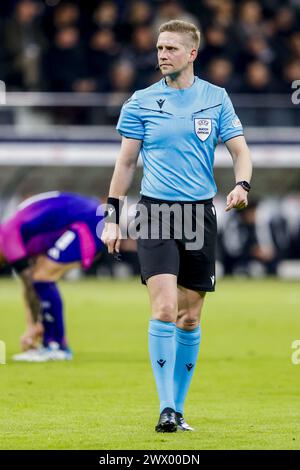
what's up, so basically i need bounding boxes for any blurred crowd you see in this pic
[0,0,299,94]
[216,196,300,277]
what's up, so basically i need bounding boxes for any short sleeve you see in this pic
[116,93,145,140]
[219,90,244,143]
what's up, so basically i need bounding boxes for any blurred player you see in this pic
[101,20,252,432]
[0,191,104,362]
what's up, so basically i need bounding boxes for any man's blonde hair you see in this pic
[158,20,201,50]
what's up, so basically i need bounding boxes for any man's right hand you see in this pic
[101,223,122,254]
[20,322,44,351]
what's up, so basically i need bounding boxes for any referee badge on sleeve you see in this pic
[194,118,212,142]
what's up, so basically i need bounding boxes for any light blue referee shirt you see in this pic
[116,76,243,201]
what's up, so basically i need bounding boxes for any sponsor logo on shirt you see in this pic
[156,98,165,109]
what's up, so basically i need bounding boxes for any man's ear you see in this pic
[189,47,198,63]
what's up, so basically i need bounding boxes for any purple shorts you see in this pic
[46,220,104,269]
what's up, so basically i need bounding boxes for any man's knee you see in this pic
[177,289,206,329]
[177,306,201,329]
[152,301,177,323]
[179,311,200,329]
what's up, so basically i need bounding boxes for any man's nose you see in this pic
[159,49,168,61]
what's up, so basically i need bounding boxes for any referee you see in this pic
[101,20,252,432]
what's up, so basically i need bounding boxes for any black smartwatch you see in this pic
[235,181,251,192]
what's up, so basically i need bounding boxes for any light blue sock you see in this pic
[148,320,176,413]
[174,326,201,415]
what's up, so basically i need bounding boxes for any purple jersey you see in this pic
[0,192,104,269]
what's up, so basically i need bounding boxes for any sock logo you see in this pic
[44,313,55,323]
[157,359,166,368]
[186,363,194,372]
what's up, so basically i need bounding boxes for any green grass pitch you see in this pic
[0,277,299,450]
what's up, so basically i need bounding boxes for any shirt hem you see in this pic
[140,192,216,203]
[222,133,244,143]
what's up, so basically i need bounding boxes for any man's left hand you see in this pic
[226,185,248,212]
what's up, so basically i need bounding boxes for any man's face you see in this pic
[156,31,196,76]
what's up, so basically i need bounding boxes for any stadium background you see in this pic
[0,0,300,278]
[0,0,300,451]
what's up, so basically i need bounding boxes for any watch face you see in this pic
[242,181,251,190]
[237,181,250,191]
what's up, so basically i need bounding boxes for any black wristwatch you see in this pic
[235,181,251,192]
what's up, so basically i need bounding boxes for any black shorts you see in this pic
[135,195,217,292]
